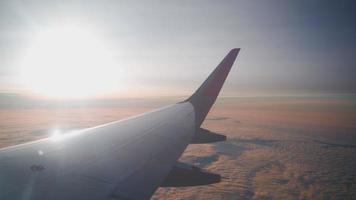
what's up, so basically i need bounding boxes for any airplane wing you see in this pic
[0,48,240,200]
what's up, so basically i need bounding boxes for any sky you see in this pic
[0,0,356,100]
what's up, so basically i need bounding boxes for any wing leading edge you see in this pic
[0,49,240,200]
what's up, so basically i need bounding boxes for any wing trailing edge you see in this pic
[190,128,226,144]
[161,162,221,187]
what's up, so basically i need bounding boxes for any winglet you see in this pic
[187,48,240,126]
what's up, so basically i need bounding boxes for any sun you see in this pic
[20,25,123,99]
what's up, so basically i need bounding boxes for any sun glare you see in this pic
[20,25,123,98]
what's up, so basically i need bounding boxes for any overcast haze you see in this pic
[1,0,356,99]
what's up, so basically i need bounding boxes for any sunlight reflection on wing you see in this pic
[50,129,63,141]
[49,128,83,142]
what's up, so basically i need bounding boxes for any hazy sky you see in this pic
[1,0,356,98]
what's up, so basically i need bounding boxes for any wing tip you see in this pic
[229,48,241,57]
